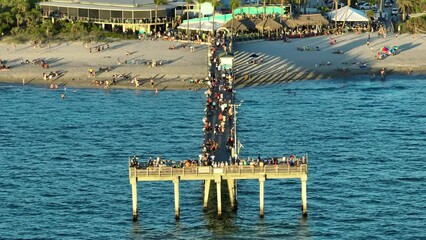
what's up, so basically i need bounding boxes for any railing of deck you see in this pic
[129,164,307,178]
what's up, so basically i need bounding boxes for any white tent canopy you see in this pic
[328,6,369,22]
[178,21,223,32]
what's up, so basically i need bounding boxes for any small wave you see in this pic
[52,155,70,161]
[397,177,424,182]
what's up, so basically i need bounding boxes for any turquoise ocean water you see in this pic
[0,76,425,239]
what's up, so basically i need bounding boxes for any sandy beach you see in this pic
[0,39,209,90]
[234,33,426,87]
[1,33,425,90]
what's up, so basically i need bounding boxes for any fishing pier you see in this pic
[129,160,308,221]
[129,39,308,221]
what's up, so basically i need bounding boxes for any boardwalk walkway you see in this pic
[201,42,236,164]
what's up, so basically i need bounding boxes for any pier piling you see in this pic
[173,178,180,220]
[203,180,211,210]
[301,176,308,216]
[227,179,237,211]
[259,177,265,218]
[131,178,138,222]
[215,177,222,218]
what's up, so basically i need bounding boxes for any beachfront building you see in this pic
[178,4,292,32]
[39,0,196,33]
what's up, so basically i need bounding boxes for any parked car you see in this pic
[391,7,399,16]
[358,2,377,10]
[384,0,392,7]
[327,2,345,8]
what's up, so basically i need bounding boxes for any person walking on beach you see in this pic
[150,79,154,88]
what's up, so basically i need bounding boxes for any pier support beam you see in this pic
[227,179,237,211]
[301,176,308,216]
[131,178,138,222]
[215,177,222,218]
[203,180,211,210]
[173,178,180,220]
[259,177,265,218]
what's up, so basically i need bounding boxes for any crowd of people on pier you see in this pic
[129,154,308,169]
[199,32,238,167]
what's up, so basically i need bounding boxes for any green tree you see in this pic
[397,0,414,21]
[230,0,241,36]
[41,20,55,38]
[367,0,377,6]
[154,0,168,33]
[210,0,222,34]
[25,8,41,27]
[1,12,15,26]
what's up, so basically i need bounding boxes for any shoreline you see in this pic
[1,33,425,90]
[2,68,424,91]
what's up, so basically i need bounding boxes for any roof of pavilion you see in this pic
[39,0,180,11]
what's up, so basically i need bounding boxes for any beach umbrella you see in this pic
[255,17,282,32]
[381,46,389,52]
[221,18,255,32]
[284,14,329,29]
[251,18,263,26]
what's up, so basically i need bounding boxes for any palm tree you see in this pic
[230,0,241,36]
[154,0,168,33]
[186,0,193,37]
[334,0,338,31]
[366,10,375,31]
[15,0,29,14]
[15,13,23,28]
[303,0,307,14]
[197,0,207,33]
[397,0,413,21]
[342,0,351,29]
[21,8,41,28]
[210,0,223,34]
[263,0,267,20]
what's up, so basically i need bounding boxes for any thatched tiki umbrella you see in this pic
[284,14,329,36]
[222,18,255,32]
[255,17,282,37]
[222,18,247,32]
[255,17,283,31]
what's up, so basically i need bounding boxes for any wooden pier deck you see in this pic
[129,159,308,221]
[130,164,307,181]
